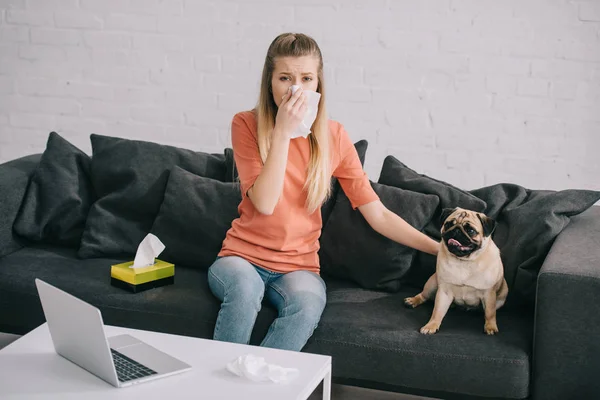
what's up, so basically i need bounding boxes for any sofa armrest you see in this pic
[0,154,41,258]
[532,205,600,400]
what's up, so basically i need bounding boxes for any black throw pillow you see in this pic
[13,132,95,246]
[404,181,600,308]
[78,134,227,258]
[470,183,600,307]
[150,166,241,269]
[319,181,439,292]
[378,155,486,240]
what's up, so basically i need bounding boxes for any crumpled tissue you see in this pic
[131,233,165,269]
[226,354,299,383]
[289,84,321,139]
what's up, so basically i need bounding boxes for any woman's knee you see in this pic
[208,256,264,301]
[297,292,326,323]
[276,271,327,319]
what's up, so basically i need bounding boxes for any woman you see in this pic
[208,33,440,352]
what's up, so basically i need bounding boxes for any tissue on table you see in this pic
[227,354,299,384]
[289,84,321,139]
[110,233,175,293]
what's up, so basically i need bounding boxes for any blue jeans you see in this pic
[207,256,327,351]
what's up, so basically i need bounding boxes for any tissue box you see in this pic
[110,259,174,293]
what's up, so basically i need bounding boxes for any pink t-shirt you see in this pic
[219,111,379,274]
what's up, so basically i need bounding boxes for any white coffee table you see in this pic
[0,323,331,400]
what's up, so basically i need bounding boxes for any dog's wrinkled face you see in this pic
[440,207,496,259]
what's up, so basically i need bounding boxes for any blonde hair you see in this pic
[255,32,331,214]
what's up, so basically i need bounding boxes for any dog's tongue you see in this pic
[448,238,462,247]
[448,238,472,251]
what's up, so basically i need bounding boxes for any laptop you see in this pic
[35,278,192,388]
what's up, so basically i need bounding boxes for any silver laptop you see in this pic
[35,278,191,388]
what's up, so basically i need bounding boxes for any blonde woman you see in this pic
[209,33,440,351]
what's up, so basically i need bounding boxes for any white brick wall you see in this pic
[0,0,599,193]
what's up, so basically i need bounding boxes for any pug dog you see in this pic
[404,207,508,335]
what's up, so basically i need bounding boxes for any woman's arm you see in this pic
[247,131,290,215]
[245,88,306,215]
[358,200,440,256]
[329,122,438,255]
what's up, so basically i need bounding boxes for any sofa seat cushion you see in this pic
[1,245,531,399]
[0,244,276,342]
[305,279,532,399]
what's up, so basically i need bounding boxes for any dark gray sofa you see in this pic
[1,153,599,400]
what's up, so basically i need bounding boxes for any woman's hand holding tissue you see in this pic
[274,85,307,139]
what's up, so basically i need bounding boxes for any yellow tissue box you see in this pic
[110,259,174,293]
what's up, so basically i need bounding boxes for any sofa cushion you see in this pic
[305,279,532,399]
[403,183,600,308]
[0,154,42,258]
[469,184,600,307]
[319,181,439,292]
[13,132,95,246]
[150,166,241,270]
[0,243,277,342]
[0,244,532,399]
[378,155,487,240]
[78,135,228,259]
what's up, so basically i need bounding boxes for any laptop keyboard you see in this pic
[111,348,158,383]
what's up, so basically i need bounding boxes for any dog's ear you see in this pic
[440,208,457,224]
[477,214,496,237]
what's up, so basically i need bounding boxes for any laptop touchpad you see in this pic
[118,343,190,374]
[108,334,142,349]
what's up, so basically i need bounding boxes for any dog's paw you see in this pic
[404,295,423,308]
[484,322,499,335]
[420,322,440,335]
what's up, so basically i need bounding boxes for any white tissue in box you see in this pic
[226,354,299,383]
[289,84,321,139]
[131,233,165,269]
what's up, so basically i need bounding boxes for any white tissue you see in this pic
[130,233,165,269]
[226,354,299,384]
[289,84,321,139]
